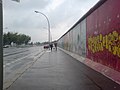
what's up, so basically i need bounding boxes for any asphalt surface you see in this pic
[6,49,120,90]
[4,46,43,67]
[3,46,44,89]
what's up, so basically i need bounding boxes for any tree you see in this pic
[3,32,31,45]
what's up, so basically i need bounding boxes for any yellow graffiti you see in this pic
[88,31,120,57]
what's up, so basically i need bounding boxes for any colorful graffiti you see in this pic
[58,20,86,57]
[57,0,120,84]
[88,31,120,57]
[72,24,80,54]
[86,0,120,71]
[58,0,120,73]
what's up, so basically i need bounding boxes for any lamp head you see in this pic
[35,11,39,13]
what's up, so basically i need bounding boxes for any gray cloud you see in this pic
[3,0,99,42]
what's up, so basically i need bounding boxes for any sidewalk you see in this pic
[6,49,120,90]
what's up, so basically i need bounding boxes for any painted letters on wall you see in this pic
[86,0,120,71]
[58,0,120,72]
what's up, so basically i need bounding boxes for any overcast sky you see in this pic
[3,0,99,42]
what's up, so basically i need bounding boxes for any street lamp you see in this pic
[34,11,51,44]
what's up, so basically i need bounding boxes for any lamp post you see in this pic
[0,0,3,90]
[34,11,51,44]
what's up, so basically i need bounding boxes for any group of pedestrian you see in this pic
[49,41,57,51]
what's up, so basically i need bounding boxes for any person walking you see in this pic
[49,43,53,51]
[54,42,57,51]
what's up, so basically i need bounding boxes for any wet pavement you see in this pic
[6,49,120,90]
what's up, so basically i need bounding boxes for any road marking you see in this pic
[4,51,42,68]
[4,54,32,68]
[46,50,51,52]
[4,50,28,57]
[3,50,45,90]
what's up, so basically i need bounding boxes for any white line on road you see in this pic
[3,51,42,68]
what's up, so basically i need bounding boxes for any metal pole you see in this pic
[34,11,51,43]
[0,0,3,90]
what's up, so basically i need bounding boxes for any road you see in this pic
[6,49,120,90]
[3,46,45,89]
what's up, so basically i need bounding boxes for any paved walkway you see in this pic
[6,49,120,90]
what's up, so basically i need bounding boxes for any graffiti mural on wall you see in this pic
[58,0,120,72]
[58,21,86,57]
[72,24,80,54]
[63,35,68,50]
[79,19,86,56]
[87,0,120,71]
[88,31,120,57]
[69,30,73,52]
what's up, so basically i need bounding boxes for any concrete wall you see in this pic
[58,0,120,83]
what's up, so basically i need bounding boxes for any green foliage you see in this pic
[3,32,31,45]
